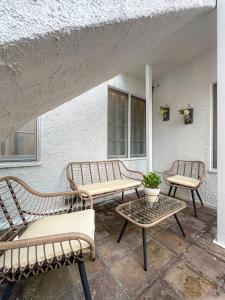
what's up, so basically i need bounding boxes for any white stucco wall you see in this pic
[153,48,217,207]
[0,74,146,193]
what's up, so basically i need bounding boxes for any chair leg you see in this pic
[1,282,14,300]
[135,188,140,198]
[122,191,124,201]
[68,195,77,212]
[196,189,203,206]
[191,190,197,218]
[78,259,92,300]
[174,214,186,237]
[142,228,148,271]
[168,186,173,196]
[117,220,129,243]
[173,187,177,198]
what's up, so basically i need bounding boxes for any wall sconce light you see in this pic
[160,105,170,121]
[178,104,193,124]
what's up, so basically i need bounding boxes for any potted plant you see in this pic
[142,172,161,202]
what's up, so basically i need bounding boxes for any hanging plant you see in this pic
[159,105,170,121]
[178,105,193,124]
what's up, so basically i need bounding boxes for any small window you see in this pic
[131,96,146,157]
[212,83,217,169]
[0,119,39,162]
[108,88,128,158]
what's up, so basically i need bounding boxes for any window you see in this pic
[0,119,39,163]
[212,83,217,169]
[131,96,146,157]
[108,88,128,158]
[108,88,146,158]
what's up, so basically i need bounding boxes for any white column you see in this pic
[216,0,225,248]
[145,65,153,172]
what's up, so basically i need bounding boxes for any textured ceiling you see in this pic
[126,9,216,80]
[0,0,216,139]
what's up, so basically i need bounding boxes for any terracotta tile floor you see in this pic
[5,193,225,300]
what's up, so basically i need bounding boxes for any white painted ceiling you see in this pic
[0,0,216,139]
[126,9,216,81]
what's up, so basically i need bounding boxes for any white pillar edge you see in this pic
[145,65,153,172]
[215,1,225,248]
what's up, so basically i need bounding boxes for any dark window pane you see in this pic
[108,88,128,158]
[130,96,146,157]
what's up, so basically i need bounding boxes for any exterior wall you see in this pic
[0,74,146,192]
[153,48,217,207]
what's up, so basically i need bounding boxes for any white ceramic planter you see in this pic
[144,188,160,203]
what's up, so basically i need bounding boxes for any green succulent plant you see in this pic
[142,172,161,189]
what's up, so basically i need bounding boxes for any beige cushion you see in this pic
[167,175,200,188]
[78,179,141,196]
[0,209,95,269]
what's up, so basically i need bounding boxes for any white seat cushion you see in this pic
[78,179,141,196]
[167,175,200,188]
[0,209,95,269]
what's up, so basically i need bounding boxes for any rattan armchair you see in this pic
[0,176,95,300]
[163,160,206,217]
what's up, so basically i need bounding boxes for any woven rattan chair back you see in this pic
[170,160,205,180]
[66,160,143,191]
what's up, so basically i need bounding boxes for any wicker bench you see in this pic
[163,160,206,217]
[66,160,143,200]
[0,176,95,300]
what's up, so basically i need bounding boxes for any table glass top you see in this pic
[116,194,186,225]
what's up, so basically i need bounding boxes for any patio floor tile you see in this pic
[97,236,131,266]
[111,254,158,298]
[164,261,217,299]
[183,244,225,285]
[88,269,128,300]
[95,222,112,242]
[134,239,176,272]
[195,227,225,262]
[154,229,190,255]
[178,213,208,233]
[119,226,151,249]
[137,277,184,300]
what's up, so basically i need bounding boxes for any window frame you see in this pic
[210,82,217,171]
[0,118,41,164]
[107,86,146,159]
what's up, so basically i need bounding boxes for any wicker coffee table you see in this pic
[116,194,187,271]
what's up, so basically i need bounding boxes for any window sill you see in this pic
[110,157,148,161]
[0,161,41,169]
[208,169,217,174]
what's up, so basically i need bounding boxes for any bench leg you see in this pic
[135,188,140,198]
[142,228,148,271]
[173,187,177,198]
[196,189,203,206]
[174,214,185,237]
[117,220,128,243]
[168,186,173,196]
[1,282,14,300]
[191,190,197,218]
[78,259,92,300]
[122,191,124,201]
